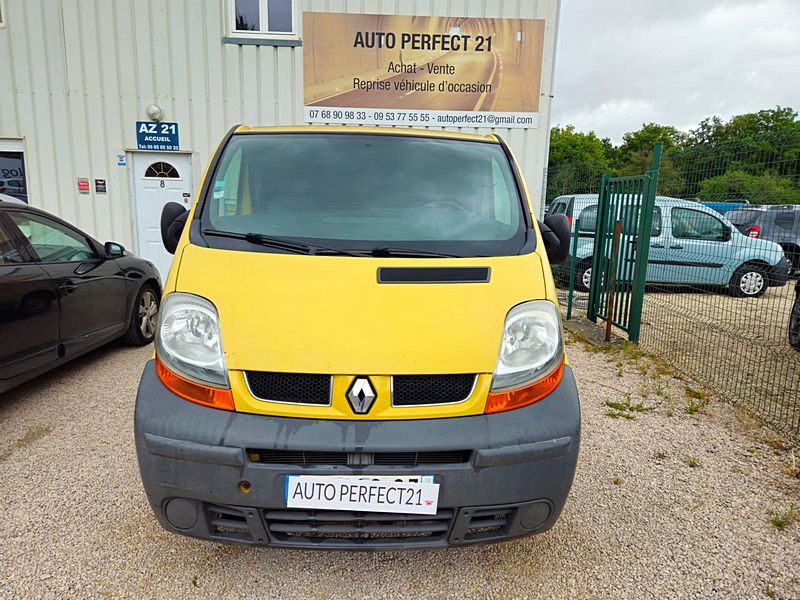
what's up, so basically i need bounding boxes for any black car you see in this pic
[726,205,800,272]
[0,194,161,394]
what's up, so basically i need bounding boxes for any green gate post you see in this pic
[587,174,611,323]
[627,142,663,342]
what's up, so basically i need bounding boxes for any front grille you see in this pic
[245,372,331,405]
[264,509,454,546]
[247,448,471,467]
[392,374,476,406]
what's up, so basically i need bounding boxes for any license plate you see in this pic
[285,475,440,515]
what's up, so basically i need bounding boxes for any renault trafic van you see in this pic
[134,126,579,550]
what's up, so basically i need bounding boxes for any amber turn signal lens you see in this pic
[485,359,564,414]
[155,356,235,411]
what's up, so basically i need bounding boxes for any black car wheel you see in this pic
[124,284,160,346]
[789,290,800,351]
[728,263,768,298]
[574,258,593,293]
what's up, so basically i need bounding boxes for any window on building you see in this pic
[231,0,294,35]
[145,162,180,179]
[0,146,28,203]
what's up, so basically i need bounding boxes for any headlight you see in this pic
[156,293,228,387]
[491,300,563,393]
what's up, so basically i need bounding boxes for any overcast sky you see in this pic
[550,0,800,142]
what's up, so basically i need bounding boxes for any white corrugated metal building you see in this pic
[0,0,559,278]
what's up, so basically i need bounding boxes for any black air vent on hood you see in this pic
[377,267,491,284]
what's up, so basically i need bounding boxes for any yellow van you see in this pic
[134,125,579,549]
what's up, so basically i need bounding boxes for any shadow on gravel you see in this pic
[0,341,149,410]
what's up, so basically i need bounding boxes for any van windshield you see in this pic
[200,133,527,257]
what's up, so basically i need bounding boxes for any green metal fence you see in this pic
[553,131,800,440]
[587,145,661,341]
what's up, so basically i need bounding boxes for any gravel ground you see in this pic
[561,282,800,439]
[0,340,798,599]
[638,283,800,438]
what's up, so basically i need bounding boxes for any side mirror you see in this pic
[104,241,126,258]
[721,226,732,242]
[538,214,571,265]
[161,202,189,255]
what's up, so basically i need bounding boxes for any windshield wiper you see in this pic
[202,229,363,257]
[369,246,462,258]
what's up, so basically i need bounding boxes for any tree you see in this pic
[546,125,612,204]
[672,107,800,197]
[614,123,685,175]
[545,107,800,205]
[697,170,800,205]
[687,106,799,145]
[548,125,610,169]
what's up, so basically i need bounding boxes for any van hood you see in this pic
[736,233,784,261]
[175,245,549,375]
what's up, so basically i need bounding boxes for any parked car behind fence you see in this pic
[698,198,750,214]
[551,194,791,297]
[726,205,800,272]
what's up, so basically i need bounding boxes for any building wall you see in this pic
[0,0,559,250]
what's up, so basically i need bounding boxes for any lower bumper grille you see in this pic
[206,504,254,542]
[189,499,553,548]
[462,508,513,542]
[264,509,454,545]
[246,448,471,466]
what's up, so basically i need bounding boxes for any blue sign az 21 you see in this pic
[136,121,180,151]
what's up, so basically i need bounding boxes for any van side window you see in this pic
[774,210,796,231]
[623,206,661,237]
[649,207,662,237]
[671,208,725,241]
[578,205,661,237]
[578,205,597,232]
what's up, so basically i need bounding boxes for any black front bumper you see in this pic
[769,256,793,286]
[134,360,581,550]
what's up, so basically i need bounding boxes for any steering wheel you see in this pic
[423,201,469,217]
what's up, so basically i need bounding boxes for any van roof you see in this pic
[234,125,498,144]
[728,204,800,211]
[556,193,731,210]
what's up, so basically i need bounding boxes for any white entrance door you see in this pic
[132,153,193,282]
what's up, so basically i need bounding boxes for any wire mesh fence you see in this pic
[549,130,800,440]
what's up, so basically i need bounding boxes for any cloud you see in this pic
[550,0,800,142]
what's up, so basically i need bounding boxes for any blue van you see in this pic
[549,194,792,297]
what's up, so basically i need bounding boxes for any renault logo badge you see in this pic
[347,377,377,414]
